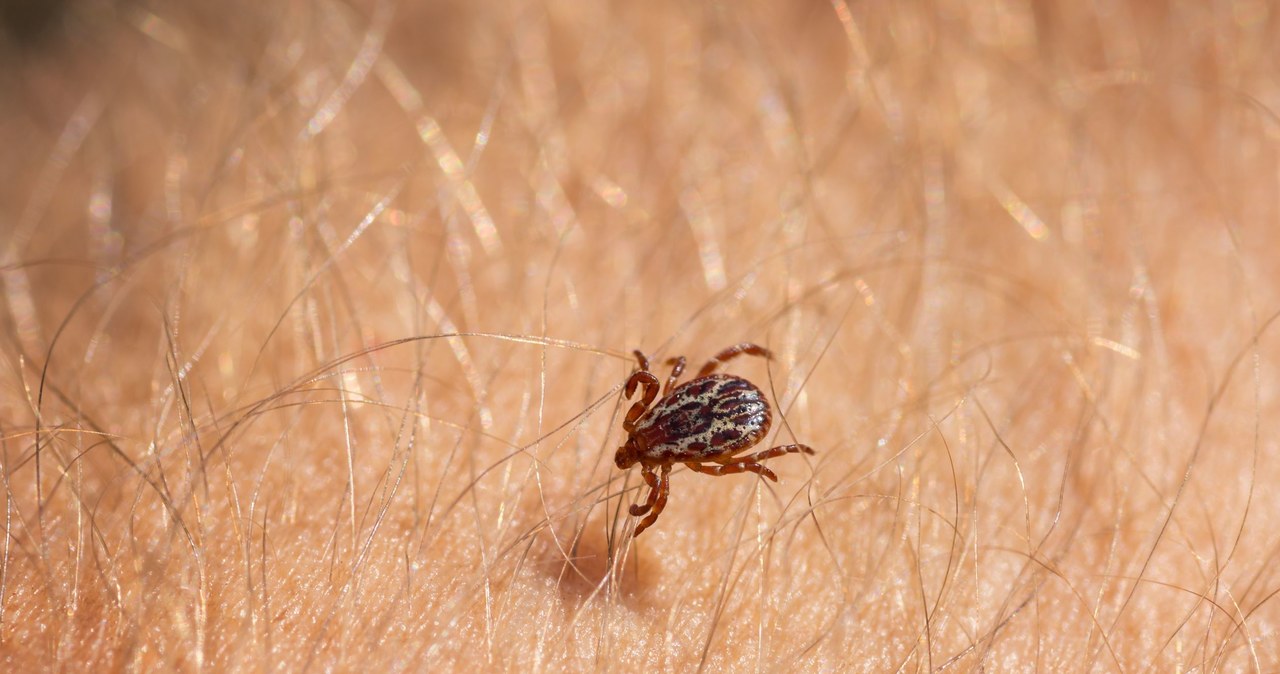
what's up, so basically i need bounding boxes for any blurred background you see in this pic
[2,0,1280,670]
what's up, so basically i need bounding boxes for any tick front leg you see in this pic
[632,465,671,537]
[685,460,779,482]
[629,466,660,516]
[623,371,660,432]
[696,343,772,378]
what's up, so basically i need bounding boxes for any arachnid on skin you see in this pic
[615,343,815,536]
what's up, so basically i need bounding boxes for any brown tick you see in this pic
[615,343,815,536]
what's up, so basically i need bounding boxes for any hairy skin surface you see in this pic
[3,1,1280,671]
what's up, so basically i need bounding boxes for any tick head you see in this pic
[614,439,639,469]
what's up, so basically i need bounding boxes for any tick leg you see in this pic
[719,443,815,464]
[632,349,651,372]
[686,460,779,482]
[629,466,660,516]
[632,465,671,537]
[623,371,660,433]
[697,343,772,378]
[663,356,686,396]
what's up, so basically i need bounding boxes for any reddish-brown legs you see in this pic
[623,351,660,433]
[629,467,660,516]
[632,465,671,536]
[625,350,687,430]
[686,444,815,481]
[663,356,686,395]
[696,342,772,378]
[720,443,815,464]
[686,460,779,481]
[618,343,815,537]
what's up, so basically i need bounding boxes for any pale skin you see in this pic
[2,1,1280,671]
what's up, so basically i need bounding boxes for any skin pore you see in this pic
[3,0,1280,670]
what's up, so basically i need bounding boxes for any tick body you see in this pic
[615,343,815,537]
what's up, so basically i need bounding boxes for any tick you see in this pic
[615,343,815,536]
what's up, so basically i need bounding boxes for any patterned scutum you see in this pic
[632,374,772,462]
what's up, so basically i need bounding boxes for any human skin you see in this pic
[2,0,1280,671]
